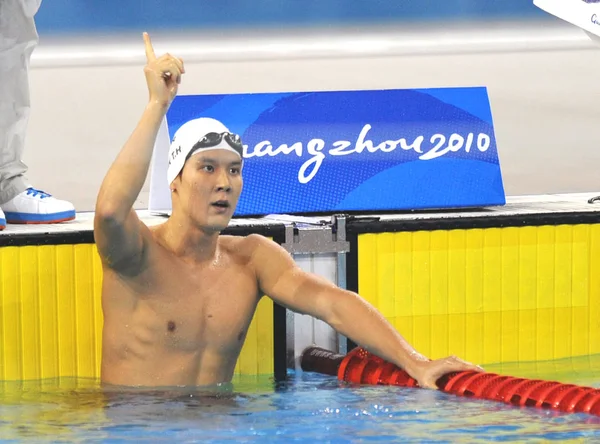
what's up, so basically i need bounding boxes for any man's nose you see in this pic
[215,170,232,192]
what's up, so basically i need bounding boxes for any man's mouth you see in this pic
[211,200,230,209]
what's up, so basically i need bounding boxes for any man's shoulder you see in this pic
[220,233,277,253]
[221,233,292,268]
[220,234,285,278]
[220,233,297,289]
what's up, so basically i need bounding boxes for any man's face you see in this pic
[172,149,243,231]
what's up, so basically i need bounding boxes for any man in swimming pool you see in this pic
[94,33,483,390]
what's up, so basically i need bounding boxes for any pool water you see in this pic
[1,355,600,443]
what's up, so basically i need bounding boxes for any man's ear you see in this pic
[171,172,184,193]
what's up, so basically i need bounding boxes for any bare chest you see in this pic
[132,260,260,353]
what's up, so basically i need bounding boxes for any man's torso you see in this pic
[100,231,263,387]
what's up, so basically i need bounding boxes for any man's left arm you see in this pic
[250,234,483,389]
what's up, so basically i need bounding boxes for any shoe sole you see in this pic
[4,211,76,224]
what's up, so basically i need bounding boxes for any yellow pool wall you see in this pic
[356,223,600,366]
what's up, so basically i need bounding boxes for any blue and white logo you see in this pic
[152,87,506,216]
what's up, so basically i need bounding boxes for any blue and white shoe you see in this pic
[0,187,76,225]
[0,207,5,230]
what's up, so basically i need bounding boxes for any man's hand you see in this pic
[142,32,185,108]
[94,33,185,270]
[410,355,484,389]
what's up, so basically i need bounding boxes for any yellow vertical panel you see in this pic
[465,229,484,365]
[20,246,40,380]
[482,311,501,365]
[483,228,502,312]
[482,228,502,364]
[572,306,589,358]
[56,245,77,377]
[235,298,275,376]
[0,247,22,380]
[393,232,413,319]
[376,233,396,319]
[535,308,555,361]
[411,231,431,316]
[501,227,519,363]
[254,298,274,375]
[411,231,431,356]
[448,314,465,359]
[447,313,465,358]
[447,230,466,314]
[552,306,573,360]
[536,226,555,361]
[572,225,590,307]
[590,225,600,355]
[429,231,448,359]
[518,309,536,362]
[430,314,449,360]
[38,246,59,379]
[429,231,448,315]
[572,225,590,356]
[74,245,97,378]
[92,247,104,376]
[518,226,537,311]
[517,227,537,361]
[500,310,519,362]
[393,233,414,353]
[554,225,573,359]
[447,230,466,358]
[358,234,378,307]
[501,227,520,311]
[465,312,485,364]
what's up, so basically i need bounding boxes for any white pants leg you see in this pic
[0,0,42,204]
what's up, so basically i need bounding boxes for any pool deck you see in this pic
[1,192,600,243]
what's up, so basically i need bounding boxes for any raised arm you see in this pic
[250,235,483,389]
[94,33,184,274]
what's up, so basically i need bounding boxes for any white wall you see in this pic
[26,20,600,212]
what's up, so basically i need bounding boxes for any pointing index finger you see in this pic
[143,32,156,62]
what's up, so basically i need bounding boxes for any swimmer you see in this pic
[93,32,483,390]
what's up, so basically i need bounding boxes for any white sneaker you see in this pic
[0,207,5,230]
[0,187,76,224]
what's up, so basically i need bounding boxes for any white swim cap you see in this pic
[167,117,243,185]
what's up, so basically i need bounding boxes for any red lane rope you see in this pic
[300,346,600,417]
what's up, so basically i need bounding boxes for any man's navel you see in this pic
[167,321,176,332]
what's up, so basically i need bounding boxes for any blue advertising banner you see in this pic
[149,87,506,216]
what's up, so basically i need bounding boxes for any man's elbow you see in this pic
[94,200,130,228]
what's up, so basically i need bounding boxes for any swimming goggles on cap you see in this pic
[188,132,244,158]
